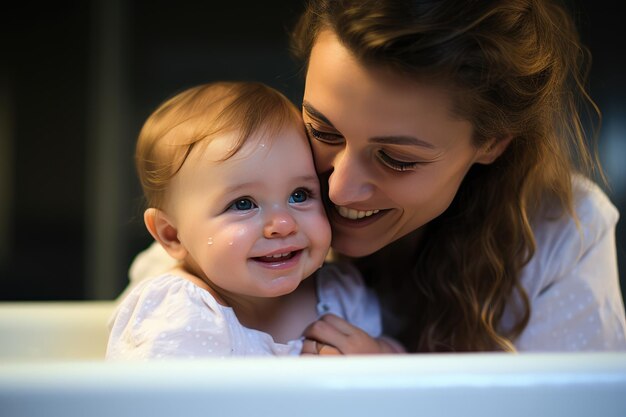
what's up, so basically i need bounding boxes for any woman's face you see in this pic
[303,30,495,257]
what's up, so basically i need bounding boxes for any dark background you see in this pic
[1,0,624,302]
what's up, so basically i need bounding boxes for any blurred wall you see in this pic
[0,0,624,302]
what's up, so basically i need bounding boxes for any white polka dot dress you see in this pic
[106,263,381,359]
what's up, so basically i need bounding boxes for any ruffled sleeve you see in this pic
[106,275,235,359]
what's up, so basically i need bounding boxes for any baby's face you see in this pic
[167,123,331,299]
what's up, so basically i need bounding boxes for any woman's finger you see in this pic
[300,338,342,355]
[318,344,341,355]
[303,317,350,349]
[319,313,361,335]
[307,314,392,354]
[301,338,319,355]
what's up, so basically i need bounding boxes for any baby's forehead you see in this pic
[192,121,305,163]
[175,125,313,184]
[196,131,244,162]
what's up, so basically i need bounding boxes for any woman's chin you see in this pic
[331,237,383,258]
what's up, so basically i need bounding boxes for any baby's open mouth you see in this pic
[253,250,301,263]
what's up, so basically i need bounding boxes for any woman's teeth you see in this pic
[336,206,380,220]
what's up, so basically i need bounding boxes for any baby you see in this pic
[106,81,397,358]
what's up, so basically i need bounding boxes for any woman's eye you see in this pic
[305,123,344,145]
[377,150,420,172]
[289,188,310,204]
[229,198,256,211]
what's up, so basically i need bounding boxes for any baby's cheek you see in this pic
[211,223,255,250]
[309,215,332,255]
[202,224,257,275]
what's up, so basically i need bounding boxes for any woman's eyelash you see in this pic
[305,123,344,144]
[305,121,420,172]
[377,150,420,171]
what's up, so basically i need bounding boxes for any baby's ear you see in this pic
[475,135,512,165]
[144,208,187,260]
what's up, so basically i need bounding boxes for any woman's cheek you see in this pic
[310,142,335,174]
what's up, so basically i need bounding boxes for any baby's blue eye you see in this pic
[289,189,309,204]
[230,198,256,211]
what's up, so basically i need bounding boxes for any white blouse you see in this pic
[107,263,381,359]
[503,177,626,351]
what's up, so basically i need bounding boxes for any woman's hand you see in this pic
[301,339,342,355]
[300,314,404,355]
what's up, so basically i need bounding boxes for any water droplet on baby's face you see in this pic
[228,241,234,246]
[207,237,213,245]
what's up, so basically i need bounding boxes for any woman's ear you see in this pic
[475,135,513,165]
[144,208,187,260]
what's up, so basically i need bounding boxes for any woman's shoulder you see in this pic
[571,175,619,227]
[523,176,619,295]
[533,176,618,246]
[128,242,178,284]
[511,177,625,351]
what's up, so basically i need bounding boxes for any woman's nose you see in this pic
[263,209,298,238]
[327,148,375,206]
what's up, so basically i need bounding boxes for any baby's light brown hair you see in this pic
[136,81,303,209]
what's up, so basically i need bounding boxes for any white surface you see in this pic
[0,302,625,417]
[0,354,625,417]
[0,301,113,360]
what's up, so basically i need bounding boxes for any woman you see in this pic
[129,0,626,352]
[294,0,625,352]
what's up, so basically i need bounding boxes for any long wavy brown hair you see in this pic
[291,0,604,351]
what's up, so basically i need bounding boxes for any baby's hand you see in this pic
[300,314,404,355]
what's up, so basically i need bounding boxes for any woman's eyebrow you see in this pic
[303,100,436,150]
[370,135,435,149]
[302,101,334,126]
[303,101,434,149]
